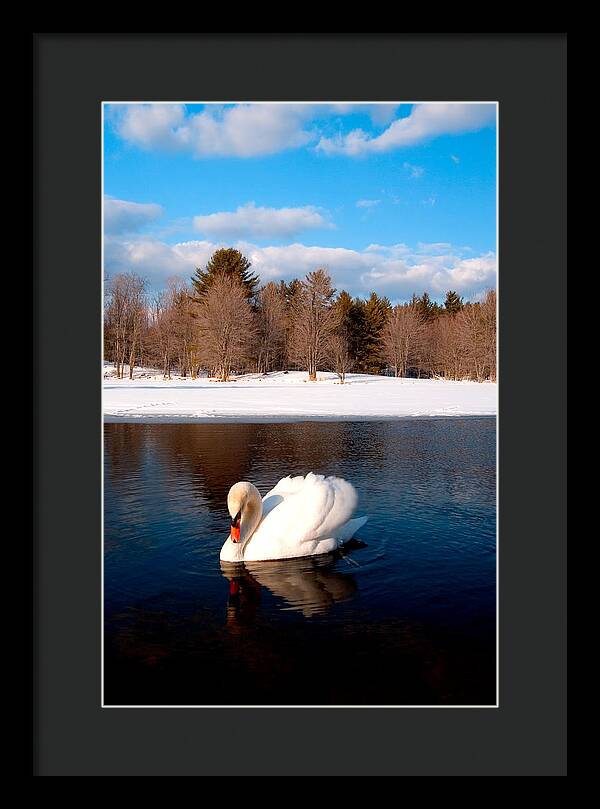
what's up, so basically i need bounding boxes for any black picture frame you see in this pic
[33,33,566,776]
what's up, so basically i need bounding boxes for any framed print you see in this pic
[33,33,566,776]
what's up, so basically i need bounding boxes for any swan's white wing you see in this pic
[254,473,359,548]
[260,475,306,519]
[334,514,369,543]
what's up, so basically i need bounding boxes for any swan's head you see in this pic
[227,481,262,545]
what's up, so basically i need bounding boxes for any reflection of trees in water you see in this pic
[109,421,392,530]
[149,422,378,514]
[152,423,261,512]
[104,423,149,487]
[361,420,496,514]
[105,420,495,549]
[108,421,387,508]
[259,422,358,477]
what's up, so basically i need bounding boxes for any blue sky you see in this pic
[103,102,497,302]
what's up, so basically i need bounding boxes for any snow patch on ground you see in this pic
[103,364,497,423]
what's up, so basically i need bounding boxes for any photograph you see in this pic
[102,100,498,707]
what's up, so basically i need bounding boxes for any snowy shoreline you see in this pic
[103,368,497,424]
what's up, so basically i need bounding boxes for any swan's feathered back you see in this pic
[256,472,358,547]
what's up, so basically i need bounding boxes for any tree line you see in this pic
[104,248,496,383]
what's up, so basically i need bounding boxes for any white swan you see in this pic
[219,473,368,563]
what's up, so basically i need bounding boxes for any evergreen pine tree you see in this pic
[284,278,303,306]
[357,292,392,374]
[444,290,464,315]
[334,290,354,336]
[332,290,366,369]
[190,248,259,300]
[416,291,441,322]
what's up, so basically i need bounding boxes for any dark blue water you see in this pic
[104,419,496,705]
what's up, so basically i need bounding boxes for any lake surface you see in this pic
[104,419,496,706]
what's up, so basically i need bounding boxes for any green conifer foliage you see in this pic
[190,248,259,300]
[355,292,392,374]
[444,290,464,314]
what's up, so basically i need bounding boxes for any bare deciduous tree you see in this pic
[165,278,198,378]
[104,273,147,378]
[104,275,128,377]
[382,303,423,377]
[327,332,353,383]
[289,269,340,381]
[148,290,176,379]
[480,289,497,381]
[430,315,465,379]
[256,282,286,374]
[456,293,497,383]
[195,273,256,381]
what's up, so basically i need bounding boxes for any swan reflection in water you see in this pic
[220,551,359,627]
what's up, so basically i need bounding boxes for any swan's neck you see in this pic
[241,493,263,547]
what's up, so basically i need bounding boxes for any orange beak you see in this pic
[230,511,241,543]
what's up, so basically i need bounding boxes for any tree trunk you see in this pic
[128,344,135,379]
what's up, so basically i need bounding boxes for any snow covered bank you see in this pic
[103,368,497,423]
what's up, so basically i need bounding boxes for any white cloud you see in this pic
[110,105,187,151]
[104,235,197,278]
[193,202,332,240]
[439,253,498,291]
[104,234,496,301]
[109,102,495,159]
[451,154,460,164]
[317,103,496,156]
[104,197,163,234]
[403,162,424,179]
[110,103,317,158]
[365,243,411,257]
[417,242,453,253]
[360,251,497,300]
[356,199,381,209]
[109,103,407,159]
